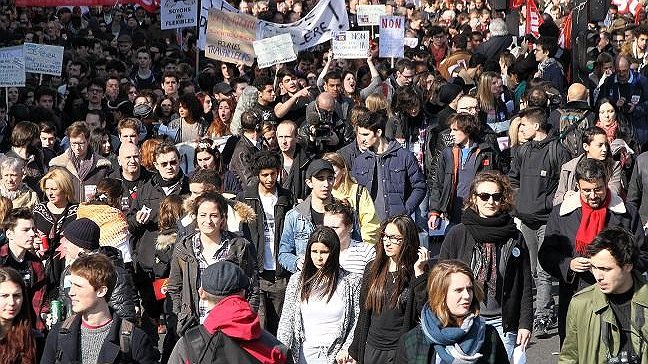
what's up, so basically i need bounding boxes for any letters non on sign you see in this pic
[381,17,402,28]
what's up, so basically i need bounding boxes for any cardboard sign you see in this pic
[199,0,349,51]
[379,16,405,58]
[0,46,25,87]
[24,43,64,76]
[253,33,297,68]
[160,0,198,30]
[205,9,256,66]
[332,31,369,59]
[357,5,386,26]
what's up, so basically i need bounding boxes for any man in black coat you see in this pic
[540,158,647,344]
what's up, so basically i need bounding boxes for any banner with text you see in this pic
[24,43,64,76]
[205,9,256,66]
[199,0,348,52]
[161,0,197,30]
[253,33,297,68]
[357,5,386,26]
[332,31,370,59]
[0,46,25,87]
[379,16,405,58]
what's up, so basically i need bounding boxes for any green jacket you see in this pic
[560,273,648,363]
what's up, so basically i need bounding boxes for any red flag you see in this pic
[525,0,544,38]
[558,11,572,50]
[511,0,525,9]
[16,0,160,11]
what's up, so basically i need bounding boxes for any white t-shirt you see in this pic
[260,192,278,270]
[301,283,345,348]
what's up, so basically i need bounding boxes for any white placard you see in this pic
[24,43,64,76]
[379,16,405,58]
[160,0,198,30]
[253,33,297,69]
[404,37,419,48]
[205,9,257,66]
[332,31,370,59]
[0,46,25,87]
[357,5,386,26]
[199,0,349,51]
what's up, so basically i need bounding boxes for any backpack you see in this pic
[184,326,269,364]
[55,314,134,364]
[557,108,593,158]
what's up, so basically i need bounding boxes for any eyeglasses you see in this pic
[475,192,503,202]
[382,234,404,245]
[158,160,178,167]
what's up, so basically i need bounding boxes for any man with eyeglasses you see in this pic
[509,107,571,339]
[127,142,189,334]
[540,158,646,345]
[372,58,416,101]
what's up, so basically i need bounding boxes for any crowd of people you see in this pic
[0,0,646,362]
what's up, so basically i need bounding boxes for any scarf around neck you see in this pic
[575,190,611,255]
[420,304,486,364]
[152,170,184,189]
[69,149,95,182]
[461,208,518,244]
[596,120,618,143]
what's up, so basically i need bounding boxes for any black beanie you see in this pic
[63,218,100,251]
[438,83,463,105]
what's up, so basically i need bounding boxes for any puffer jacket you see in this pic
[167,230,260,336]
[351,140,426,219]
[277,270,361,364]
[560,273,648,363]
[278,196,316,274]
[49,151,112,203]
[59,246,137,322]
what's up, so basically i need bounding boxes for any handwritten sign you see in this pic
[0,46,25,87]
[357,5,386,26]
[253,33,297,69]
[332,31,369,59]
[24,43,64,76]
[160,0,197,30]
[379,16,405,58]
[205,9,256,66]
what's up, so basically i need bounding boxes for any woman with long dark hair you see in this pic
[159,93,209,143]
[396,260,510,363]
[348,215,430,364]
[277,226,361,363]
[439,171,533,358]
[0,267,39,364]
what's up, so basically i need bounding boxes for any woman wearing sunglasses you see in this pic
[428,113,498,232]
[439,170,533,359]
[348,215,430,364]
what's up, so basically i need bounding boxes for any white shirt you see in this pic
[259,191,278,270]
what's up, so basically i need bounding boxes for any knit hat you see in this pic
[63,218,100,251]
[438,83,463,105]
[201,261,249,296]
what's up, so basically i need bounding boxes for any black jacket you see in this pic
[127,174,190,271]
[439,223,533,333]
[348,262,429,363]
[40,312,159,364]
[628,150,648,224]
[230,135,264,188]
[508,136,571,228]
[337,140,362,173]
[108,167,152,212]
[237,184,294,279]
[539,190,646,341]
[280,144,311,202]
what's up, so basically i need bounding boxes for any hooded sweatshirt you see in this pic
[201,295,288,364]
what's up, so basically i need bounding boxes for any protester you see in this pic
[0,267,40,363]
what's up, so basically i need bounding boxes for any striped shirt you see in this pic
[339,239,376,275]
[192,233,231,323]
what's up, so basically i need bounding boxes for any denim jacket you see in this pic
[278,196,316,273]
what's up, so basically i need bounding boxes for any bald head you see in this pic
[567,83,588,102]
[118,142,141,175]
[317,92,335,112]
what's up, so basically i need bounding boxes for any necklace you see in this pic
[389,271,397,283]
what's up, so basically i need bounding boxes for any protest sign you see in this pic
[357,5,386,26]
[160,0,197,30]
[0,46,25,87]
[24,43,64,76]
[404,37,419,48]
[253,33,297,68]
[379,16,405,58]
[199,0,348,51]
[332,31,369,59]
[205,9,256,66]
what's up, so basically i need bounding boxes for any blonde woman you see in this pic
[365,92,391,115]
[323,152,380,244]
[476,71,510,136]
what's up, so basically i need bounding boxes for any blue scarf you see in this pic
[420,304,486,364]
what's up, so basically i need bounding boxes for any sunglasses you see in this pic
[158,160,178,167]
[475,192,503,202]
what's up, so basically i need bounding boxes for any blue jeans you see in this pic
[484,316,517,360]
[517,221,555,319]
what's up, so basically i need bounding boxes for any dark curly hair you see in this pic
[464,170,515,214]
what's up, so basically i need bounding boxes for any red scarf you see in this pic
[575,191,611,255]
[596,120,618,143]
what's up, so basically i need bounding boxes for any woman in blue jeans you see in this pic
[439,171,534,359]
